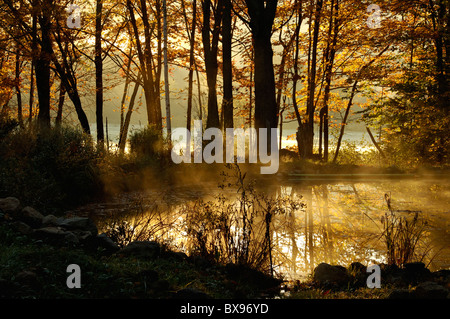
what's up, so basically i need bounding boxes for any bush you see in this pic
[129,125,168,158]
[0,125,102,213]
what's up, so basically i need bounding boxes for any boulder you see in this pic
[20,206,44,228]
[95,233,120,254]
[348,262,367,286]
[403,262,432,284]
[0,197,20,214]
[117,241,161,259]
[74,230,93,242]
[42,215,59,227]
[64,232,80,245]
[12,221,33,235]
[313,263,350,285]
[404,262,426,272]
[348,262,366,274]
[57,217,98,235]
[33,227,70,243]
[413,281,449,299]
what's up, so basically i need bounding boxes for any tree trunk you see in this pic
[36,1,52,130]
[163,0,171,136]
[55,82,65,127]
[95,0,104,145]
[302,0,323,159]
[127,0,162,129]
[15,43,23,128]
[202,0,223,129]
[119,81,141,153]
[222,0,233,130]
[182,0,197,132]
[333,80,358,163]
[292,0,304,155]
[321,0,339,162]
[245,0,278,155]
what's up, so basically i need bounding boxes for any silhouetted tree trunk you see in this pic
[119,80,141,153]
[301,0,323,159]
[55,82,65,127]
[35,0,52,130]
[222,0,233,130]
[127,0,162,129]
[245,0,278,152]
[15,43,23,127]
[321,0,339,162]
[163,0,171,135]
[95,0,104,145]
[181,0,197,132]
[202,0,223,129]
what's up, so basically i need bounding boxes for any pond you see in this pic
[71,170,450,281]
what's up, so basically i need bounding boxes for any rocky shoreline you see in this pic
[307,261,450,299]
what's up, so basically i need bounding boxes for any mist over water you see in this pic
[76,170,450,281]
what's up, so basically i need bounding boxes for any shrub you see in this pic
[182,164,304,275]
[129,125,168,159]
[0,125,102,213]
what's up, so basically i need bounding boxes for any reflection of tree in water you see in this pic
[270,180,450,280]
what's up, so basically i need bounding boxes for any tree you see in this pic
[95,0,104,145]
[243,0,279,151]
[126,0,163,130]
[181,0,198,132]
[201,0,223,129]
[222,0,234,130]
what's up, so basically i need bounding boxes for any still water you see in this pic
[74,174,450,280]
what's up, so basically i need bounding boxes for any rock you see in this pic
[42,214,59,226]
[117,241,161,259]
[95,233,120,254]
[403,262,432,284]
[348,262,366,274]
[348,262,367,286]
[0,197,20,214]
[173,288,211,299]
[20,206,44,228]
[12,221,33,235]
[74,230,93,242]
[413,281,449,299]
[33,227,70,243]
[404,262,425,272]
[388,288,413,299]
[64,232,80,244]
[57,217,98,235]
[313,263,350,285]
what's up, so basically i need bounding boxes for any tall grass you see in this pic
[381,193,429,266]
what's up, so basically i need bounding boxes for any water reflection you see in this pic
[79,177,450,280]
